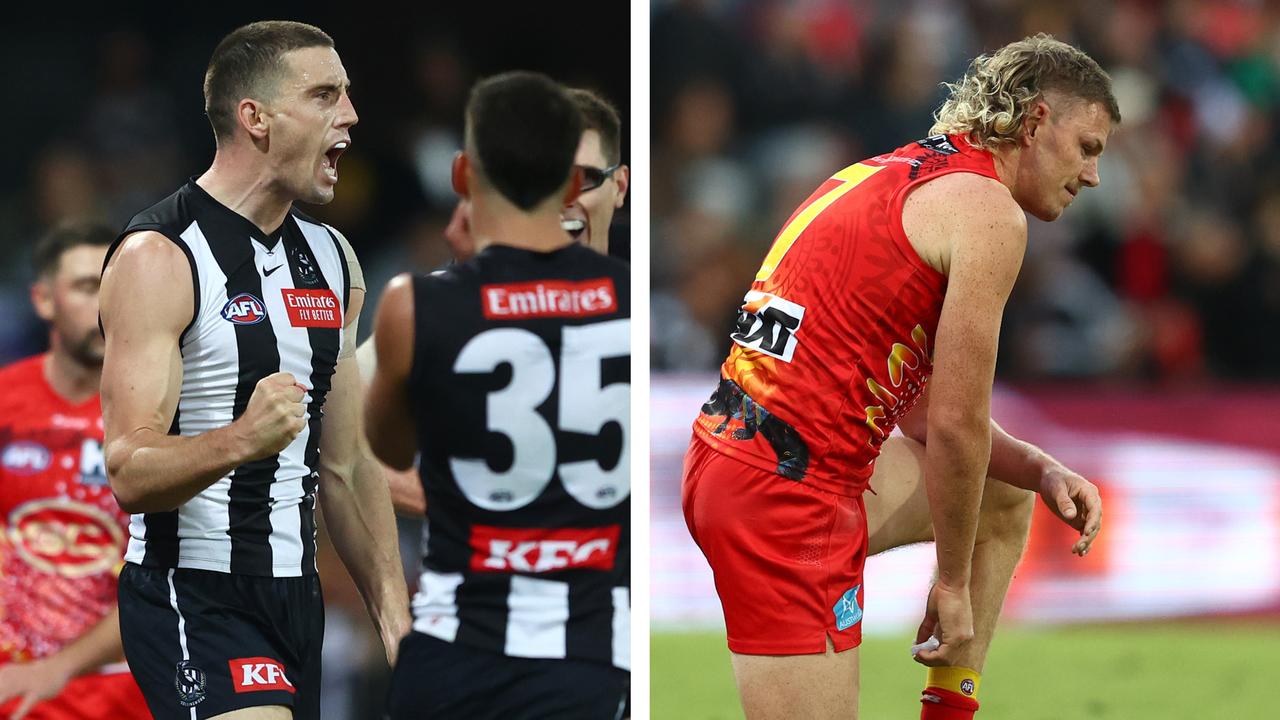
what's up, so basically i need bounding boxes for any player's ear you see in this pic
[30,279,54,322]
[613,165,630,208]
[562,166,583,207]
[1022,99,1050,145]
[238,98,270,142]
[451,152,470,199]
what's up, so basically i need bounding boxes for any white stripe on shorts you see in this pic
[166,569,197,720]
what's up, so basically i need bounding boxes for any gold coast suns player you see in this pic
[683,34,1111,720]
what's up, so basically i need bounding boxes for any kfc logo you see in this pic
[470,525,620,573]
[229,658,295,694]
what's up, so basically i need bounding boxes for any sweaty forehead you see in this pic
[280,46,348,90]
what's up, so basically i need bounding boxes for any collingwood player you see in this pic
[99,21,409,719]
[370,85,630,518]
[366,73,630,719]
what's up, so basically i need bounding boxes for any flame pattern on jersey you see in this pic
[693,135,1000,497]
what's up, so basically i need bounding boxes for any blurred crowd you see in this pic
[651,0,1280,381]
[0,5,626,718]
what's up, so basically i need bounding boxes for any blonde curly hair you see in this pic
[930,34,1120,149]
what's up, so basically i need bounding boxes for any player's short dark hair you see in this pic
[568,88,622,165]
[204,21,334,144]
[33,222,114,279]
[465,72,583,211]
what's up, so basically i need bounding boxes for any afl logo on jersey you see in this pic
[222,293,267,325]
[2,441,51,474]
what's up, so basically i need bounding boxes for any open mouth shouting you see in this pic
[561,206,589,244]
[321,139,350,183]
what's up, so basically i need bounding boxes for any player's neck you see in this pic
[470,198,573,254]
[43,349,100,405]
[197,156,293,236]
[988,144,1020,196]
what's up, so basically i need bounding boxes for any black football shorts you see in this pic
[389,631,629,719]
[118,563,324,719]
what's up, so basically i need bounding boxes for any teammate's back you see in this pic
[367,70,631,719]
[407,242,629,661]
[410,242,629,527]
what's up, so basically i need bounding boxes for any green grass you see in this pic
[652,621,1279,719]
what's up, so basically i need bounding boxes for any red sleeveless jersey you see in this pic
[0,355,126,667]
[692,134,1000,497]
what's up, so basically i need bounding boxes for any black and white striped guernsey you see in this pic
[108,179,350,578]
[407,244,631,671]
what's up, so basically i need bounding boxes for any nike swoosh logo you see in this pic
[263,264,284,277]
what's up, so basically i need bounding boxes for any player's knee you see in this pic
[979,480,1034,542]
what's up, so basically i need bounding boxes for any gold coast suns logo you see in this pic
[6,499,125,578]
[864,324,932,442]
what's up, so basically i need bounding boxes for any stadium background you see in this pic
[0,3,628,717]
[650,0,1279,718]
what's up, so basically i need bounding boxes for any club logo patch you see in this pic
[832,585,863,631]
[221,293,267,325]
[291,246,320,286]
[175,660,207,707]
[8,499,125,577]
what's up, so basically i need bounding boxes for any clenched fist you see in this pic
[237,372,307,459]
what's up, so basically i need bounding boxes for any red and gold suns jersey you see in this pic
[0,355,127,667]
[693,134,1001,497]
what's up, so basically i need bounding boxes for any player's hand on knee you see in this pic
[239,371,308,459]
[1038,465,1103,557]
[913,582,974,667]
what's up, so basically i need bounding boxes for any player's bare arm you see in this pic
[102,231,306,513]
[356,336,426,516]
[316,282,411,666]
[986,419,1101,555]
[902,173,1027,667]
[364,274,417,471]
[0,606,124,718]
[899,387,1102,556]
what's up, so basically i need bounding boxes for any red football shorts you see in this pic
[0,671,148,720]
[682,435,868,655]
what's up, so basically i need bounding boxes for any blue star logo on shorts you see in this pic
[833,585,863,631]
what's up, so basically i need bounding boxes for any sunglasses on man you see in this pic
[577,163,621,193]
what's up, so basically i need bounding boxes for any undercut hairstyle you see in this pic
[568,88,623,165]
[465,71,583,211]
[33,222,114,279]
[203,21,334,144]
[931,33,1121,149]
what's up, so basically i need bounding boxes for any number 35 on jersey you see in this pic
[449,317,630,512]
